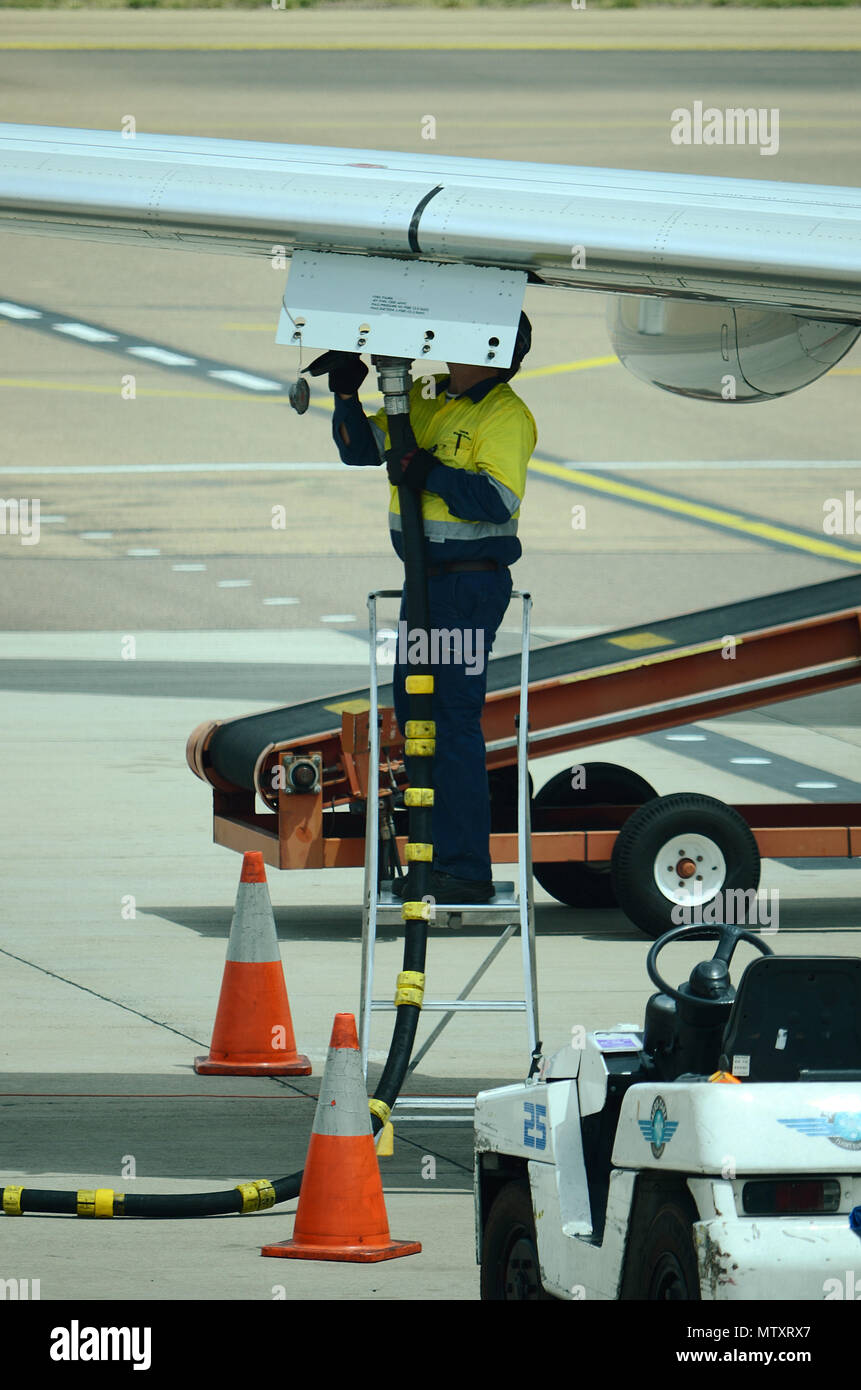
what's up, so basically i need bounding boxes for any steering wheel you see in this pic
[647,922,774,1009]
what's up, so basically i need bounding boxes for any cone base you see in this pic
[260,1237,421,1263]
[194,1054,311,1076]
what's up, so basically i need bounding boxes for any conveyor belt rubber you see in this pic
[207,573,861,792]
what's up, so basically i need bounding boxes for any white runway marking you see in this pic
[0,301,42,319]
[0,463,361,475]
[127,346,197,366]
[172,563,207,572]
[207,369,283,392]
[52,323,118,343]
[80,531,113,539]
[0,630,370,665]
[262,597,300,605]
[2,459,856,477]
[217,579,252,588]
[556,460,861,472]
[126,548,161,557]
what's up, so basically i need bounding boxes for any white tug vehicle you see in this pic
[474,922,861,1299]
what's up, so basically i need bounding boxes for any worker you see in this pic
[314,312,536,904]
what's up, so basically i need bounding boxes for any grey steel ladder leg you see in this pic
[359,589,540,1111]
[359,588,399,1076]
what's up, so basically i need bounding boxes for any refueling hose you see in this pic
[1,357,432,1220]
[367,357,432,1121]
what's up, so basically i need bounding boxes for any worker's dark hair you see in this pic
[500,311,532,381]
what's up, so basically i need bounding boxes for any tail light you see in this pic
[742,1179,841,1215]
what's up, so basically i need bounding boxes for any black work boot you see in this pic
[391,870,495,904]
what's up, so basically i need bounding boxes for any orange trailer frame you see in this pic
[187,576,861,877]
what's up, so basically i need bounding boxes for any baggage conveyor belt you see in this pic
[187,572,861,874]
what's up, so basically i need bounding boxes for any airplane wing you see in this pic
[1,122,860,401]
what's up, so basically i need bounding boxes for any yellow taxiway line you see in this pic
[530,458,861,567]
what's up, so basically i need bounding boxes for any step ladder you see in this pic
[358,588,540,1119]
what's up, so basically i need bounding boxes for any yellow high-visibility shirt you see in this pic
[370,375,537,554]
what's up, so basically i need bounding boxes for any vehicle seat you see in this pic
[720,956,861,1082]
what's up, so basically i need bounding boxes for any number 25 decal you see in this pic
[523,1101,547,1150]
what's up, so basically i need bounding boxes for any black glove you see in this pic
[385,446,438,492]
[305,350,368,396]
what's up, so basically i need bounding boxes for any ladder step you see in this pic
[371,999,527,1012]
[374,899,520,912]
[377,880,518,912]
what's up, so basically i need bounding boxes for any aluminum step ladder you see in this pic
[359,588,540,1120]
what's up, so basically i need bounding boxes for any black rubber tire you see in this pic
[480,1181,553,1301]
[488,765,535,833]
[610,792,760,940]
[532,763,657,908]
[627,1193,701,1301]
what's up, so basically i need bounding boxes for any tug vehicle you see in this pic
[475,922,861,1299]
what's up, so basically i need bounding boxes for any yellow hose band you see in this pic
[369,1098,392,1126]
[235,1182,254,1213]
[405,738,435,757]
[402,899,432,921]
[405,720,436,739]
[395,969,426,1007]
[398,970,426,990]
[405,674,434,694]
[94,1189,117,1219]
[395,986,425,1007]
[375,1121,394,1157]
[405,841,433,862]
[236,1180,276,1214]
[2,1186,23,1217]
[77,1190,96,1217]
[252,1179,276,1209]
[404,787,434,807]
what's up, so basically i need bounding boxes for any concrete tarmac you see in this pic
[2,679,860,1301]
[3,8,861,52]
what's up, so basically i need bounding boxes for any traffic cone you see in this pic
[195,851,311,1076]
[261,1013,421,1262]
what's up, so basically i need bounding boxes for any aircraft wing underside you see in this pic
[1,123,860,322]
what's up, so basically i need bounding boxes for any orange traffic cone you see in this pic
[195,851,311,1076]
[261,1013,421,1262]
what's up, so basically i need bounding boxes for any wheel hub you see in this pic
[504,1232,542,1300]
[653,833,726,906]
[650,1251,689,1300]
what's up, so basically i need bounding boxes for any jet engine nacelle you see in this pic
[607,297,860,403]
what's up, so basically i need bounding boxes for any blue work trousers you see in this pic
[393,567,513,881]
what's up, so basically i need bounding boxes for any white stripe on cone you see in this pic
[311,1046,373,1139]
[225,881,281,963]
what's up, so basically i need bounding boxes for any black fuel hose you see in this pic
[1,364,432,1221]
[369,400,432,1116]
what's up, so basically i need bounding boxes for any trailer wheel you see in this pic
[488,765,535,833]
[532,763,657,908]
[610,792,760,939]
[480,1181,553,1301]
[631,1195,701,1301]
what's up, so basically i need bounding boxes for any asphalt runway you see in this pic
[1,38,860,651]
[1,17,861,1310]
